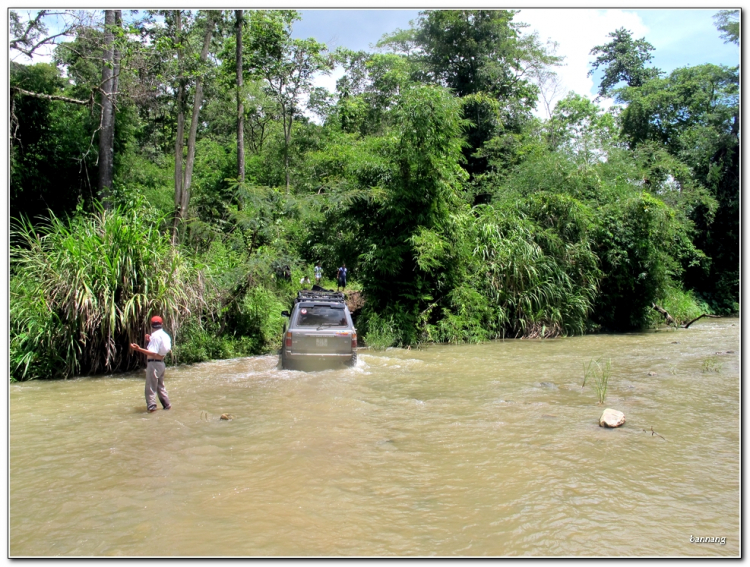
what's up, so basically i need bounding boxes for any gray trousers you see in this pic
[145,360,171,410]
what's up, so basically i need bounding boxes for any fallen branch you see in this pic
[643,426,667,441]
[682,313,721,329]
[651,303,676,326]
[652,303,721,329]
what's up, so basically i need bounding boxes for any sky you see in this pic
[290,8,740,116]
[10,8,738,114]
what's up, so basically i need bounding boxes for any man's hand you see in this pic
[130,343,139,351]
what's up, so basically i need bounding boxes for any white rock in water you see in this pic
[599,408,626,428]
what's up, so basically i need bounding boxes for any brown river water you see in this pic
[10,318,740,557]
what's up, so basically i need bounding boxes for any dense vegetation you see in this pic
[9,9,739,380]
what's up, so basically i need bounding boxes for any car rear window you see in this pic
[295,305,348,327]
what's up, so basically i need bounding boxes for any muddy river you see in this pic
[9,319,739,556]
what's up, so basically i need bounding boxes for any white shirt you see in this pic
[147,328,172,357]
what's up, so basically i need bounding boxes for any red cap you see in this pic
[150,316,163,325]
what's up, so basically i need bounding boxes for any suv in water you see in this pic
[280,289,357,370]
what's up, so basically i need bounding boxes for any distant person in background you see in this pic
[337,263,347,291]
[300,275,311,286]
[314,262,322,285]
[130,315,172,413]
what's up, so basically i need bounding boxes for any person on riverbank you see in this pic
[337,263,347,291]
[314,262,322,285]
[130,315,172,413]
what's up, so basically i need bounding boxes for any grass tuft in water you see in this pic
[582,358,612,404]
[701,356,722,373]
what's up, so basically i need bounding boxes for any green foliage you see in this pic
[617,64,739,312]
[546,93,617,162]
[588,27,660,99]
[10,201,203,380]
[713,10,739,45]
[471,197,600,337]
[350,85,469,341]
[593,192,688,330]
[10,63,99,221]
[10,275,68,382]
[8,10,739,378]
[376,10,560,179]
[648,283,707,327]
[424,284,492,344]
[173,322,259,365]
[174,286,285,364]
[115,151,175,217]
[406,10,547,102]
[233,286,287,347]
[361,311,400,350]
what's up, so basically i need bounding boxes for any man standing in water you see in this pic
[130,315,172,413]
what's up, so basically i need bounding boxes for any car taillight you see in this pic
[285,332,292,347]
[351,332,357,348]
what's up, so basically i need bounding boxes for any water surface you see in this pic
[10,319,740,556]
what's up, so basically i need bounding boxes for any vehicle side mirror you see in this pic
[281,310,290,317]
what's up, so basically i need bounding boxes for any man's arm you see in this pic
[129,344,165,360]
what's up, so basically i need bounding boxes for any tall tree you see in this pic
[247,10,331,192]
[172,10,187,243]
[173,10,216,243]
[10,9,84,60]
[10,10,134,221]
[348,85,469,342]
[235,10,245,183]
[713,10,740,45]
[617,64,739,312]
[98,9,121,208]
[588,28,660,100]
[377,10,560,178]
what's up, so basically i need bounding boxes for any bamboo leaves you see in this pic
[10,203,204,379]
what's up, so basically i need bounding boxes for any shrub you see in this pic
[10,201,203,380]
[362,311,400,350]
[649,283,708,327]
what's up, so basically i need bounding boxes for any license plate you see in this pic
[316,338,328,347]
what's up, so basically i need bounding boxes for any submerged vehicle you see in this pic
[280,289,357,370]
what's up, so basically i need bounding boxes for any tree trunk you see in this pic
[172,10,185,245]
[98,9,117,209]
[112,11,121,103]
[180,12,215,232]
[283,107,291,193]
[235,10,245,183]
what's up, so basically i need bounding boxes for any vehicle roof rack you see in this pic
[295,289,346,304]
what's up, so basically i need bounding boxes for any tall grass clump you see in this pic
[10,202,203,380]
[362,311,400,350]
[471,198,601,339]
[649,282,709,327]
[582,358,612,404]
[168,237,292,365]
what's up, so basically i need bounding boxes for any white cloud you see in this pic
[314,66,345,93]
[518,9,648,114]
[306,9,651,120]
